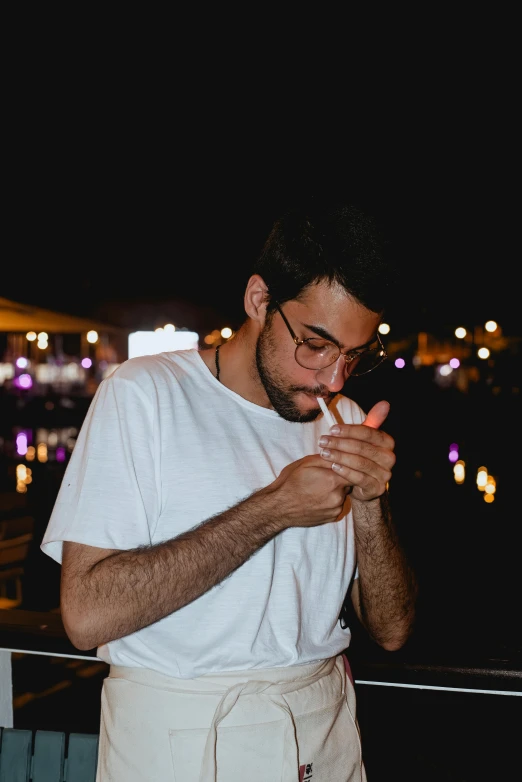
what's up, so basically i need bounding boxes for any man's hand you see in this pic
[265,454,353,528]
[317,400,395,502]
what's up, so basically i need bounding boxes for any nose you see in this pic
[316,354,350,392]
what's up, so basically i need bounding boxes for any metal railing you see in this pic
[2,608,521,694]
[1,608,520,780]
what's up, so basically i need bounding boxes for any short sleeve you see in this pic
[41,370,159,564]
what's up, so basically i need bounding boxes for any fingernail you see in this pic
[319,436,329,447]
[330,426,340,434]
[320,448,331,458]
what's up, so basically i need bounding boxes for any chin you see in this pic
[277,403,321,424]
[273,391,324,423]
[298,408,321,423]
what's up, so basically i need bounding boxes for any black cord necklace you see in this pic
[215,344,221,382]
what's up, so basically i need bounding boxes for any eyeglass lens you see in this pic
[295,339,385,375]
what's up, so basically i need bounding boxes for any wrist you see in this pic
[253,486,289,534]
[351,494,388,526]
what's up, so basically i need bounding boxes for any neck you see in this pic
[200,328,272,409]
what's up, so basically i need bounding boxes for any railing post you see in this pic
[0,650,13,727]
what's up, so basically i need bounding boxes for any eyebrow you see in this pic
[302,322,378,352]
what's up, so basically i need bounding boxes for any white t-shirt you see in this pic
[41,349,365,679]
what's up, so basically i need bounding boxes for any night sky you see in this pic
[2,17,519,343]
[4,116,519,338]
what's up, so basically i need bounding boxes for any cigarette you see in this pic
[317,397,336,428]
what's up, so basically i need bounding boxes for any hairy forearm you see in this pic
[352,491,418,651]
[65,489,283,649]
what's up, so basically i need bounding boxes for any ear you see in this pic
[244,274,269,325]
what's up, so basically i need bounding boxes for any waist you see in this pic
[108,656,336,695]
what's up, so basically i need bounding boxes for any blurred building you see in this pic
[1,297,521,402]
[0,297,130,397]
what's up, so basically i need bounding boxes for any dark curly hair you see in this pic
[252,198,398,315]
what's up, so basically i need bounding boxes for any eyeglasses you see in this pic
[275,302,388,376]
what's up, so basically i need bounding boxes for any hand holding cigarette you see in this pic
[317,398,395,502]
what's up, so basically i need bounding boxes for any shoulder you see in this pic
[106,349,199,391]
[110,353,171,382]
[86,351,200,416]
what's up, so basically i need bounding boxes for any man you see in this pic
[41,199,417,781]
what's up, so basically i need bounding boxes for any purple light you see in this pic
[394,358,406,369]
[449,450,459,462]
[449,358,460,368]
[16,432,28,456]
[16,357,28,369]
[56,446,66,462]
[17,373,33,389]
[450,443,458,450]
[81,357,92,369]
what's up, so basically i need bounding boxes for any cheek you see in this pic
[269,345,308,385]
[264,324,314,386]
[263,326,294,370]
[285,360,318,391]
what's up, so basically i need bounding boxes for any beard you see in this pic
[255,320,333,423]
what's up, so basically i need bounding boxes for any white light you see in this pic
[439,364,453,376]
[455,327,467,339]
[477,469,488,489]
[16,464,28,480]
[485,320,498,333]
[477,347,490,359]
[128,330,199,359]
[378,323,390,335]
[86,330,99,344]
[0,364,15,384]
[37,332,48,341]
[221,327,233,339]
[453,461,465,477]
[453,460,465,484]
[164,324,176,333]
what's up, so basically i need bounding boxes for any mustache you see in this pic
[291,385,334,399]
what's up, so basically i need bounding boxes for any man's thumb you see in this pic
[363,400,390,429]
